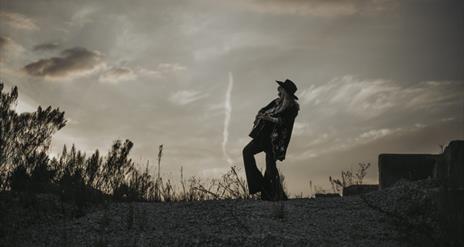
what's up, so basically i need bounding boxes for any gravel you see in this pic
[1,180,441,247]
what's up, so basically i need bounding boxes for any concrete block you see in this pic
[343,184,379,196]
[378,153,438,189]
[438,140,464,244]
[442,140,464,189]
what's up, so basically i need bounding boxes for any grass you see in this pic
[147,165,257,202]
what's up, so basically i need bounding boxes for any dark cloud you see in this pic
[33,42,60,51]
[99,67,136,83]
[23,47,103,78]
[104,67,132,76]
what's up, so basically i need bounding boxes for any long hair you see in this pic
[274,89,298,115]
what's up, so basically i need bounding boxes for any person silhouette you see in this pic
[243,79,299,201]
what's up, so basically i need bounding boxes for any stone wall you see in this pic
[377,140,463,244]
[378,153,438,189]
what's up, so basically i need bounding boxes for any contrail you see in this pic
[222,72,234,165]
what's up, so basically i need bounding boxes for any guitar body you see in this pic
[249,108,276,139]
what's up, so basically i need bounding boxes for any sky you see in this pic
[1,0,463,195]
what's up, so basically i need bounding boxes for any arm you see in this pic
[267,116,282,124]
[257,114,282,125]
[259,104,298,125]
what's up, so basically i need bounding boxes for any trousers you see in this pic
[242,137,281,196]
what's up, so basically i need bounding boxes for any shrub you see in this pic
[329,162,371,194]
[1,82,255,206]
[0,82,66,190]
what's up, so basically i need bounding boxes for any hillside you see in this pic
[1,180,441,247]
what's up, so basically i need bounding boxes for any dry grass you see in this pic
[148,165,257,202]
[329,162,371,194]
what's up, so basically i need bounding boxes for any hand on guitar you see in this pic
[257,113,278,123]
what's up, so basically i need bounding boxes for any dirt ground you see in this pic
[1,180,442,247]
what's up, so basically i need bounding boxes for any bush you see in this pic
[1,82,66,190]
[329,162,371,194]
[1,82,254,207]
[9,165,30,192]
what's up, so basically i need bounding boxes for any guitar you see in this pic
[249,108,276,139]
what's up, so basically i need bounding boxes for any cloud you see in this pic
[0,11,39,30]
[0,36,24,63]
[0,36,14,55]
[0,36,9,51]
[169,90,208,105]
[67,5,98,28]
[14,96,38,113]
[291,75,463,162]
[294,127,402,161]
[33,42,60,51]
[236,0,397,17]
[99,67,136,83]
[141,63,187,79]
[440,117,455,123]
[355,128,400,144]
[138,68,163,79]
[98,63,185,83]
[299,75,463,120]
[157,63,187,72]
[292,121,309,136]
[23,47,104,79]
[222,72,234,165]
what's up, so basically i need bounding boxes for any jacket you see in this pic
[249,98,299,161]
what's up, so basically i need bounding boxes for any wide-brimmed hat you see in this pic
[276,79,298,100]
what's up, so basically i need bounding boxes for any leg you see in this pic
[263,149,279,198]
[264,145,288,200]
[264,149,278,182]
[242,139,265,194]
